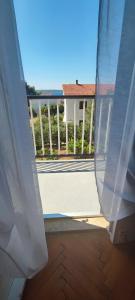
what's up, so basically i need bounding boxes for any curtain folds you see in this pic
[95,0,135,222]
[0,0,48,277]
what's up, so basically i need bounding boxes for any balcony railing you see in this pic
[27,95,95,158]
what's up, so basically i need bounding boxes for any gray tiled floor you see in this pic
[37,159,101,216]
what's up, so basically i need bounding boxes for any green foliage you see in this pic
[41,104,64,116]
[26,82,40,96]
[26,82,40,117]
[32,102,95,156]
[68,139,89,154]
[41,105,48,116]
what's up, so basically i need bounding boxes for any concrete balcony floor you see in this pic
[37,159,101,217]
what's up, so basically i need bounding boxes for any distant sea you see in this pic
[37,90,63,96]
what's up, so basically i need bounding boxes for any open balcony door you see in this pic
[95,0,135,243]
[0,0,48,278]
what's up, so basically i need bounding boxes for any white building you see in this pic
[63,82,95,125]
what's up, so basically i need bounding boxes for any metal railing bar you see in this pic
[39,102,45,155]
[96,98,103,153]
[47,102,53,155]
[28,95,95,100]
[89,99,94,154]
[81,99,86,154]
[30,100,37,155]
[66,119,68,154]
[104,100,112,153]
[74,100,77,154]
[57,103,60,154]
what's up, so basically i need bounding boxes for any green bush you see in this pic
[68,139,90,154]
[32,102,95,156]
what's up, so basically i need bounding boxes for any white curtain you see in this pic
[0,0,48,277]
[95,0,135,222]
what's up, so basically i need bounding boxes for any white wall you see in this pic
[63,98,84,125]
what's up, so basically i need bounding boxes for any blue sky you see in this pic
[13,0,99,90]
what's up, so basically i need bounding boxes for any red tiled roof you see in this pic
[62,83,114,96]
[98,84,114,95]
[62,84,95,96]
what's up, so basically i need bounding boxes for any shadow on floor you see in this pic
[44,214,108,232]
[36,160,95,173]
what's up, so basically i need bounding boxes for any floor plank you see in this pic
[22,230,135,300]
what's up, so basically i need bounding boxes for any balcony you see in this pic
[28,94,100,218]
[23,94,135,300]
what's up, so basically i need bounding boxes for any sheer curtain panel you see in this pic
[95,0,135,222]
[0,0,48,277]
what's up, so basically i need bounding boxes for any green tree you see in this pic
[25,82,40,96]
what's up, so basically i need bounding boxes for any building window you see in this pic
[79,101,87,109]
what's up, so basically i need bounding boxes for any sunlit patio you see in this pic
[37,159,101,217]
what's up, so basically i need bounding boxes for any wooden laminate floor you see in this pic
[22,230,135,300]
